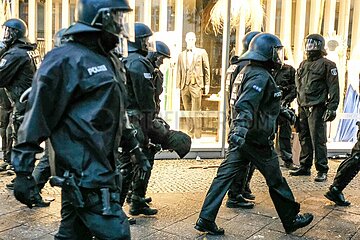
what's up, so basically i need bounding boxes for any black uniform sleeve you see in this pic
[233,72,268,136]
[325,61,340,111]
[0,51,28,87]
[282,65,297,104]
[11,53,75,174]
[127,59,156,114]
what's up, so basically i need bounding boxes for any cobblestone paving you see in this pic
[1,158,360,240]
[148,158,359,194]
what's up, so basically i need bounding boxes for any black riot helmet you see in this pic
[53,28,67,47]
[1,18,29,47]
[241,31,261,54]
[304,33,326,55]
[240,33,284,69]
[128,22,155,56]
[156,41,171,58]
[147,41,171,67]
[65,0,133,38]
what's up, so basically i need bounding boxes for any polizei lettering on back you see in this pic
[87,65,108,76]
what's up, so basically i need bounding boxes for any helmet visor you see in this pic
[141,36,156,53]
[304,38,322,51]
[273,46,284,66]
[1,26,15,44]
[92,9,134,42]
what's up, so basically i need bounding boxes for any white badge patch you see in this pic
[252,85,262,92]
[144,73,152,79]
[331,68,338,76]
[87,65,107,76]
[226,64,237,73]
[0,59,7,68]
[274,91,282,98]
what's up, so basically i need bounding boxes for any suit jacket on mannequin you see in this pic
[177,47,210,90]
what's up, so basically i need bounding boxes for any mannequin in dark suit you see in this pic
[177,32,210,138]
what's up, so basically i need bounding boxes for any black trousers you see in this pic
[119,115,154,205]
[199,142,300,227]
[278,116,293,163]
[55,189,130,240]
[32,142,51,190]
[298,104,328,173]
[0,107,11,162]
[332,134,360,191]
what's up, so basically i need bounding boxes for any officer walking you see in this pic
[195,33,313,235]
[274,60,298,170]
[324,122,360,206]
[0,18,40,167]
[120,22,158,216]
[290,34,340,182]
[147,41,171,115]
[224,31,261,209]
[11,0,133,239]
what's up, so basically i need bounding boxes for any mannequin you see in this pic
[177,32,210,138]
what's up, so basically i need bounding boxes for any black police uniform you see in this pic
[153,67,164,115]
[0,88,12,163]
[274,64,296,164]
[0,42,39,145]
[325,122,360,206]
[120,51,157,212]
[11,40,130,239]
[225,57,256,203]
[199,62,300,229]
[295,57,339,173]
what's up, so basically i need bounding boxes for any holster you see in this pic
[84,188,122,217]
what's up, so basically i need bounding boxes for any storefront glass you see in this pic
[135,0,228,149]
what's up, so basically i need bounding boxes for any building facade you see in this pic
[1,0,359,157]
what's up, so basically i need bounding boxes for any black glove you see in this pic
[131,148,151,180]
[322,109,336,122]
[228,133,245,148]
[13,173,38,208]
[280,107,296,125]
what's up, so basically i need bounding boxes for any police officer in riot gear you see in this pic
[225,31,260,209]
[147,40,171,114]
[325,122,360,206]
[0,18,40,155]
[195,33,313,235]
[11,0,133,238]
[274,55,298,170]
[0,18,48,206]
[145,40,192,160]
[290,33,340,182]
[120,22,158,216]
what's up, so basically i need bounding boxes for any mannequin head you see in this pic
[185,32,196,50]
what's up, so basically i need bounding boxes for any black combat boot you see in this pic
[283,213,314,234]
[283,162,299,170]
[33,192,51,207]
[314,172,327,182]
[194,217,224,235]
[324,186,350,206]
[226,194,254,209]
[290,167,311,176]
[129,195,158,216]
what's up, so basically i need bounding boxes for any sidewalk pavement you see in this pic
[1,158,360,240]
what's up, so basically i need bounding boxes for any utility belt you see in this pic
[82,188,122,216]
[50,171,122,216]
